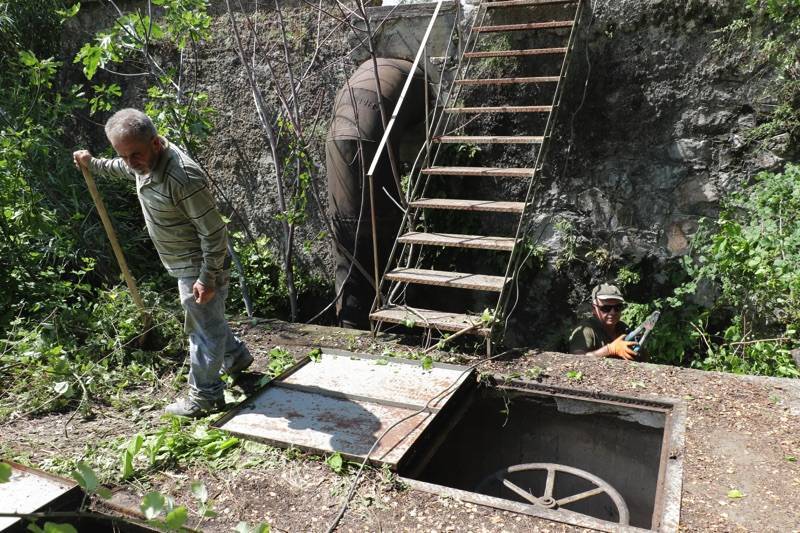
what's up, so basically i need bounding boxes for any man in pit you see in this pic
[568,283,637,360]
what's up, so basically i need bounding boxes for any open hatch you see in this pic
[214,349,684,532]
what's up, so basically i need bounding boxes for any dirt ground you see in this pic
[3,319,800,532]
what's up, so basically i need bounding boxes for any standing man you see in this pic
[73,108,252,417]
[569,283,637,360]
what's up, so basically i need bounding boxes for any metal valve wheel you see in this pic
[476,462,630,525]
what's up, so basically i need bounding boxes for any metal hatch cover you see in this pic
[0,462,82,531]
[213,348,473,467]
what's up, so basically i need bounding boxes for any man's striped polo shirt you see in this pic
[88,139,228,288]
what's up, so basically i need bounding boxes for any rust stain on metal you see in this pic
[216,350,472,467]
[281,351,468,409]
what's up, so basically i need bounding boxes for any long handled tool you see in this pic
[80,165,152,343]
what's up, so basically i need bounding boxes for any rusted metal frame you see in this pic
[218,423,411,468]
[384,268,506,292]
[455,76,561,85]
[408,198,526,213]
[213,348,470,427]
[323,347,469,371]
[465,47,568,58]
[486,0,579,7]
[386,3,489,299]
[383,0,558,332]
[651,399,686,531]
[496,378,674,412]
[435,135,544,143]
[380,2,494,311]
[1,462,85,529]
[474,20,575,32]
[445,105,553,113]
[214,349,476,473]
[491,0,584,341]
[385,1,475,293]
[396,372,479,476]
[651,409,673,528]
[480,384,687,532]
[370,1,492,331]
[397,477,648,533]
[399,383,685,532]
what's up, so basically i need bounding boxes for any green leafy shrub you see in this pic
[626,165,800,377]
[0,1,184,420]
[716,0,800,141]
[228,233,331,320]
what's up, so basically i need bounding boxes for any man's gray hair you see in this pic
[105,108,157,142]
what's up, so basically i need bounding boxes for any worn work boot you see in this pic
[164,396,226,418]
[224,348,254,377]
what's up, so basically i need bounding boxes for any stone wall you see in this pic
[497,0,792,345]
[69,1,794,344]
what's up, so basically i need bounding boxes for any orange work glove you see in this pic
[607,335,637,360]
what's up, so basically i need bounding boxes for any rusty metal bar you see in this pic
[474,21,574,32]
[493,0,585,340]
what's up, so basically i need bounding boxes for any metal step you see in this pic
[385,268,508,292]
[370,305,492,336]
[410,198,525,214]
[421,166,536,178]
[398,231,517,251]
[485,0,577,8]
[474,21,574,33]
[446,105,552,114]
[465,47,567,59]
[433,135,544,144]
[455,76,560,86]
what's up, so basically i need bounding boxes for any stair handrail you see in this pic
[369,0,497,329]
[365,0,447,310]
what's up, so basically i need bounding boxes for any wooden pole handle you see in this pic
[79,165,149,320]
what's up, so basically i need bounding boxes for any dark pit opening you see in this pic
[399,383,669,530]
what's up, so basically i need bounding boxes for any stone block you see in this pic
[666,219,699,256]
[669,138,711,162]
[676,173,719,208]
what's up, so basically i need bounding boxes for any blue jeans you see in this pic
[178,272,247,402]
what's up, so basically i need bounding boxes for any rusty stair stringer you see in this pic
[370,0,586,350]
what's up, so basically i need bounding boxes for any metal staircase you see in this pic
[369,0,584,346]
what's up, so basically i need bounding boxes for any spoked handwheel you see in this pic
[475,462,630,525]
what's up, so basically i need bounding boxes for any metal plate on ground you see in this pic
[0,463,81,531]
[213,348,473,467]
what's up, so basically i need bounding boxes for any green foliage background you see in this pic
[0,0,182,420]
[614,0,800,378]
[621,164,800,378]
[0,0,325,422]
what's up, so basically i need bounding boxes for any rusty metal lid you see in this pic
[213,348,473,467]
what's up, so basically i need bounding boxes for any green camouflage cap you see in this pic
[591,283,625,303]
